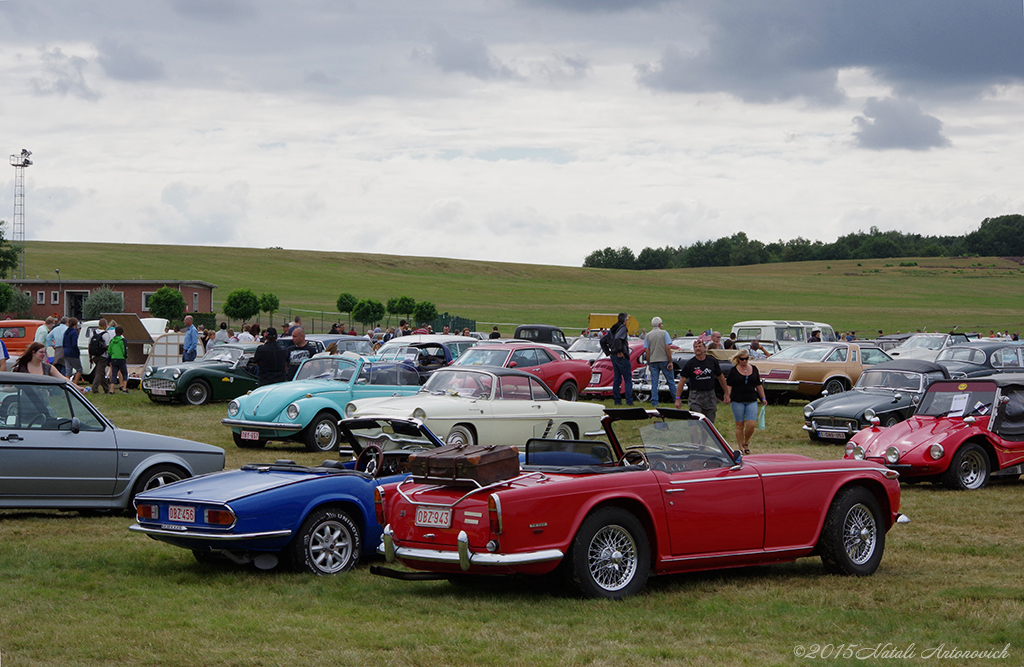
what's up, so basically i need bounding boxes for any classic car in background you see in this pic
[753,343,892,403]
[373,334,479,383]
[131,417,443,574]
[583,341,648,399]
[306,334,373,356]
[845,374,1024,490]
[142,343,261,405]
[452,342,591,401]
[348,367,604,446]
[223,353,421,452]
[803,359,950,442]
[935,341,1024,378]
[731,320,837,345]
[567,336,604,362]
[1,319,45,357]
[0,373,224,511]
[374,407,905,599]
[888,332,971,361]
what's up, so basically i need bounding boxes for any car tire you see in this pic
[304,412,340,452]
[131,464,188,503]
[823,378,847,396]
[554,423,576,440]
[183,380,211,406]
[562,507,650,599]
[232,431,267,449]
[445,425,475,446]
[941,442,990,490]
[818,486,885,576]
[883,415,900,428]
[289,507,360,575]
[557,381,579,402]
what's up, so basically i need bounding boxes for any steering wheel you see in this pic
[27,413,46,429]
[355,444,384,476]
[620,449,649,468]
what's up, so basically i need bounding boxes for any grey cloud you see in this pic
[420,29,517,80]
[31,47,100,101]
[170,0,255,23]
[852,97,950,151]
[153,181,248,243]
[522,0,667,12]
[533,54,590,83]
[96,39,166,82]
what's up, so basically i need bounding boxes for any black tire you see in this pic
[882,415,900,428]
[941,442,990,490]
[819,486,885,576]
[131,464,188,502]
[288,508,360,575]
[823,378,847,396]
[183,380,212,406]
[554,423,576,440]
[562,507,650,599]
[445,425,475,446]
[767,395,789,406]
[557,381,579,402]
[304,411,340,452]
[232,431,267,449]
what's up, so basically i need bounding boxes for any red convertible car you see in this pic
[583,341,648,399]
[845,374,1024,490]
[451,342,591,401]
[372,407,906,598]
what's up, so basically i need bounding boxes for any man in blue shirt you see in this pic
[182,315,199,362]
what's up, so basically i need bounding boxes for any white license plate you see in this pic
[168,505,195,523]
[415,506,452,528]
[240,430,261,440]
[818,430,847,440]
[151,388,168,396]
[590,373,601,385]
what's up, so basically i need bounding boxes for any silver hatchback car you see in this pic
[0,373,224,511]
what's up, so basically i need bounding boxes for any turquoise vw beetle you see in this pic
[222,352,421,452]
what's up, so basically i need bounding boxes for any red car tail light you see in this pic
[488,494,503,534]
[204,509,235,526]
[765,369,791,380]
[374,486,386,525]
[136,504,159,520]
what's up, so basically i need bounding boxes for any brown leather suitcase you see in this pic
[409,443,519,486]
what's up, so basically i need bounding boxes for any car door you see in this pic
[0,382,116,499]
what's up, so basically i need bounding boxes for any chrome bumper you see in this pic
[380,526,563,571]
[129,523,293,541]
[221,418,304,432]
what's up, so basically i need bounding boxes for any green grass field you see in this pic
[2,243,1023,666]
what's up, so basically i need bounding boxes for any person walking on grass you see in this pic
[108,326,130,393]
[723,350,768,455]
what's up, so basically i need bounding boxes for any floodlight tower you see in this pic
[10,149,32,279]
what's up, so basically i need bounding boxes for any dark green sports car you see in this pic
[142,343,262,405]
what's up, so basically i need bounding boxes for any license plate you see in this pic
[590,373,601,385]
[240,430,260,441]
[415,506,452,528]
[151,388,167,396]
[168,505,195,523]
[817,430,847,440]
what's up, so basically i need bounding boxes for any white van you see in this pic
[731,320,836,346]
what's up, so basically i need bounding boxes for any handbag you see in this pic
[757,404,766,430]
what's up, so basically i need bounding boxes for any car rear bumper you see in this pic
[130,523,293,541]
[380,526,563,571]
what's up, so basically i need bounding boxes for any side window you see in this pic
[398,365,420,386]
[518,329,537,340]
[994,348,1019,367]
[862,349,888,365]
[510,349,538,367]
[534,349,555,365]
[736,328,760,340]
[498,375,532,400]
[552,331,566,345]
[5,385,104,431]
[826,347,848,362]
[529,377,553,401]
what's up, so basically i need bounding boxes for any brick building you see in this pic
[2,279,217,321]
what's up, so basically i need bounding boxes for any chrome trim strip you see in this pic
[221,418,304,431]
[129,523,293,541]
[383,544,564,566]
[660,545,810,564]
[669,474,759,484]
[760,467,891,477]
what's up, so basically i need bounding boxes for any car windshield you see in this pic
[769,345,830,361]
[452,348,510,368]
[419,370,494,399]
[338,339,372,355]
[445,340,478,358]
[632,418,733,470]
[936,348,985,365]
[856,370,923,392]
[376,346,419,363]
[294,357,359,382]
[569,338,603,354]
[916,382,997,418]
[901,335,945,350]
[201,347,244,363]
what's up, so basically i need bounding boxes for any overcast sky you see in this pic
[1,0,1022,266]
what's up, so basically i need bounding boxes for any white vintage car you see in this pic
[345,366,604,447]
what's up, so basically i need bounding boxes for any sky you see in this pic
[1,0,1023,267]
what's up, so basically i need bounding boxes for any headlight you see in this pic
[851,445,865,460]
[172,369,181,379]
[144,367,153,377]
[413,408,426,420]
[928,443,944,460]
[345,403,356,418]
[885,446,900,464]
[227,400,239,417]
[286,403,300,420]
[863,408,876,421]
[803,405,813,419]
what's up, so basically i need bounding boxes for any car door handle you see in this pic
[1,433,23,442]
[665,488,685,493]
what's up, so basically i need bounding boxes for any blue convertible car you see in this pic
[130,417,445,574]
[222,353,421,452]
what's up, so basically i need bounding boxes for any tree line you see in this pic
[583,215,1024,270]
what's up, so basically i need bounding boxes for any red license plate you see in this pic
[240,430,260,440]
[415,506,452,528]
[168,506,195,523]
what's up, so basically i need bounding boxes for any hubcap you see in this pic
[958,450,986,489]
[313,421,336,450]
[187,384,207,404]
[588,525,638,591]
[843,503,877,565]
[309,520,353,574]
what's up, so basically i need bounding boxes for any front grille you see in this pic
[811,417,859,430]
[143,378,177,391]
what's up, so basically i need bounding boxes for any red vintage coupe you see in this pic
[845,374,1024,490]
[372,407,906,598]
[451,342,591,401]
[582,341,648,399]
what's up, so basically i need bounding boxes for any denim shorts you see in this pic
[730,400,759,422]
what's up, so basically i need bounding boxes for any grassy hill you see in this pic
[22,241,1024,336]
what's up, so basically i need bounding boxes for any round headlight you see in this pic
[227,400,239,417]
[885,446,900,464]
[172,369,181,379]
[803,405,813,419]
[413,408,426,420]
[863,408,876,421]
[286,403,300,420]
[144,367,153,377]
[928,443,944,460]
[345,403,356,418]
[851,445,865,460]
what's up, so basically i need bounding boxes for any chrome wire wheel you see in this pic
[843,503,877,566]
[184,381,210,405]
[587,524,639,592]
[307,519,356,575]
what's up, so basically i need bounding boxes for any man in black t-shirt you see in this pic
[673,339,727,422]
[282,327,318,379]
[253,328,290,386]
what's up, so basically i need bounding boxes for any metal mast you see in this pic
[9,149,32,279]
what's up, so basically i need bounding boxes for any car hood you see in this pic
[351,392,478,416]
[149,361,232,376]
[889,348,939,361]
[853,415,977,456]
[808,389,909,417]
[238,379,351,417]
[136,467,325,503]
[114,428,225,458]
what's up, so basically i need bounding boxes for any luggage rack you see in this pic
[394,471,546,508]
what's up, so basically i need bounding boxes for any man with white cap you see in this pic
[643,316,678,408]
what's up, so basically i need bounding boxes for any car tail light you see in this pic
[136,504,159,520]
[374,486,386,525]
[204,509,235,525]
[765,369,791,380]
[488,494,503,534]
